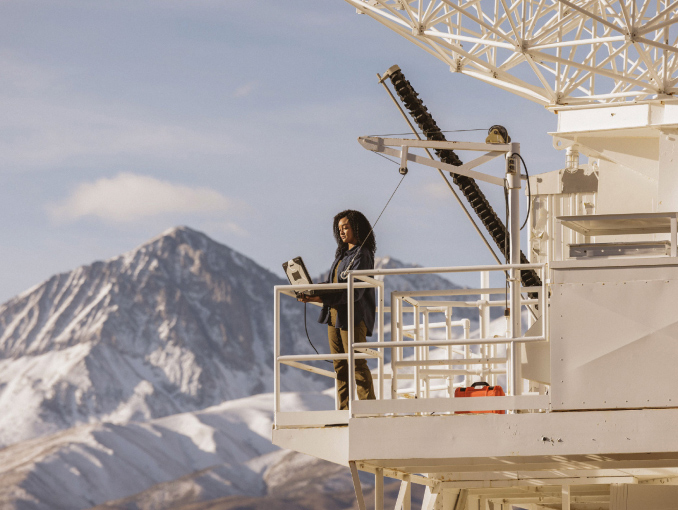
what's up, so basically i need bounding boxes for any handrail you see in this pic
[351,263,544,276]
[346,263,548,416]
[273,262,550,424]
[360,336,546,348]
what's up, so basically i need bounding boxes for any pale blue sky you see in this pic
[0,0,564,302]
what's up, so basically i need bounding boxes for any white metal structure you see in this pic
[271,1,678,509]
[272,138,678,508]
[272,135,678,509]
[345,0,678,106]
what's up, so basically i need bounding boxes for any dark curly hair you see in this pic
[332,209,376,258]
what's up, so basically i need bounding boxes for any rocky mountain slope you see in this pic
[0,391,353,510]
[0,226,485,510]
[0,227,324,447]
[0,227,472,448]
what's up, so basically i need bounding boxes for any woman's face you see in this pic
[338,217,358,247]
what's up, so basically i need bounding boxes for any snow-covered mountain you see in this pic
[0,391,354,510]
[0,225,487,509]
[0,227,472,449]
[0,227,326,447]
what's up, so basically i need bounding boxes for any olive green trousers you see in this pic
[328,321,376,410]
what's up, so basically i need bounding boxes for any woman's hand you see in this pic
[297,294,322,303]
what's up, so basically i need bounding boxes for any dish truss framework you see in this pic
[345,0,678,106]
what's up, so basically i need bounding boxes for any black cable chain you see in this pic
[386,68,542,292]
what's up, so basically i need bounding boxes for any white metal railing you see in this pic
[273,263,550,425]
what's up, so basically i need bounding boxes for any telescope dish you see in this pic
[345,0,678,106]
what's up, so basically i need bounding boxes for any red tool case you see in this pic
[454,381,506,414]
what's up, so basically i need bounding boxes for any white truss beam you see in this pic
[346,0,678,105]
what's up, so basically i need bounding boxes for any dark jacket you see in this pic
[318,246,376,337]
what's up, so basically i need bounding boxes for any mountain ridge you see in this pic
[0,226,489,509]
[0,226,474,448]
[0,226,319,447]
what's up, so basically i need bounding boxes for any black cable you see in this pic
[303,303,319,355]
[374,151,401,165]
[303,302,332,364]
[341,172,406,279]
[515,153,531,231]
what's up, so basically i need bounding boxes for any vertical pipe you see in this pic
[414,304,420,398]
[424,310,430,399]
[348,274,356,415]
[273,288,281,426]
[480,271,490,383]
[569,194,575,246]
[391,292,398,399]
[464,337,471,387]
[398,297,404,391]
[671,215,677,257]
[542,265,548,342]
[508,145,523,397]
[446,306,453,397]
[378,281,385,400]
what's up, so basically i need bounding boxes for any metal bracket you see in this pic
[399,145,409,175]
[359,136,507,186]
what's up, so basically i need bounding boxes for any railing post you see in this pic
[273,287,281,426]
[424,309,430,399]
[390,292,398,400]
[446,306,453,397]
[413,302,420,398]
[348,273,356,416]
[480,271,490,385]
[543,264,549,345]
[378,280,385,400]
[396,294,404,398]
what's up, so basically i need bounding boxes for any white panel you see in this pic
[522,317,550,385]
[275,410,349,427]
[272,427,349,466]
[551,279,678,410]
[596,158,658,214]
[529,169,562,196]
[347,409,678,463]
[663,105,678,125]
[558,105,651,133]
[552,261,678,284]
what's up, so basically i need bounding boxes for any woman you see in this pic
[299,209,376,410]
